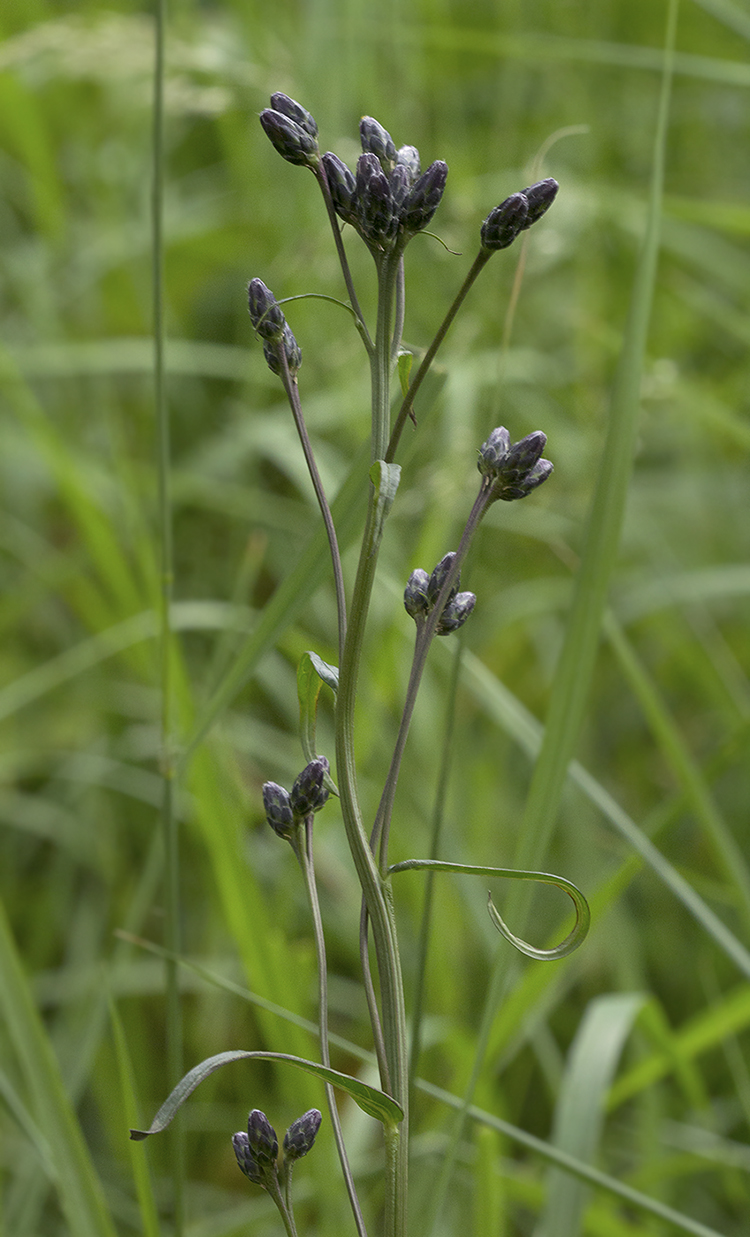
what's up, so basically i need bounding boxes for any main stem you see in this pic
[334,249,409,1237]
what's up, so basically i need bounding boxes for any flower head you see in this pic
[478,427,553,501]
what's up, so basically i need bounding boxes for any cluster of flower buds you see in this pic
[477,426,553,501]
[262,756,330,839]
[404,551,476,635]
[247,277,302,378]
[258,93,446,253]
[259,94,320,169]
[323,115,448,251]
[480,177,558,251]
[233,1108,322,1190]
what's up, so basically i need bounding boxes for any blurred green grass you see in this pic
[1,1,749,1234]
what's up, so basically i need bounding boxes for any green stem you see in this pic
[385,249,490,463]
[152,0,184,1230]
[278,353,347,664]
[373,482,492,874]
[335,247,409,1237]
[293,818,369,1237]
[409,637,462,1085]
[315,163,373,354]
[266,1174,299,1237]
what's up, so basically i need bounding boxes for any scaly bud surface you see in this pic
[283,1109,323,1162]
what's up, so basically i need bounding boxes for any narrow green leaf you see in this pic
[536,993,646,1237]
[130,1050,403,1140]
[297,650,338,769]
[368,459,401,553]
[388,859,590,960]
[109,997,162,1237]
[397,349,413,397]
[0,902,118,1237]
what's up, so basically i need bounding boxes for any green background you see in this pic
[1,1,749,1234]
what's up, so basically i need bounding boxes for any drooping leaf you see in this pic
[129,1050,403,1141]
[388,859,590,960]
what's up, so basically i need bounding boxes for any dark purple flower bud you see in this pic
[404,568,430,620]
[263,322,302,379]
[248,1109,279,1164]
[427,552,459,608]
[269,93,318,140]
[283,1109,322,1163]
[479,427,554,501]
[355,152,396,245]
[322,152,357,224]
[401,160,448,234]
[290,757,330,818]
[260,108,319,168]
[396,145,421,185]
[262,781,295,839]
[233,1131,265,1185]
[477,425,511,476]
[389,164,411,216]
[247,278,286,342]
[518,177,558,229]
[436,591,476,635]
[500,457,554,499]
[359,116,397,173]
[480,192,528,251]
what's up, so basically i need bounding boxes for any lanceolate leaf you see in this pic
[388,859,590,960]
[129,1050,403,1140]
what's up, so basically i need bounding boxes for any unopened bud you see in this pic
[396,145,421,185]
[356,152,396,245]
[247,278,285,341]
[260,108,319,168]
[480,192,528,251]
[322,152,357,225]
[427,552,459,607]
[263,322,302,379]
[247,1109,279,1165]
[478,427,553,501]
[436,591,476,635]
[359,116,397,173]
[262,782,294,839]
[283,1109,322,1163]
[401,160,448,234]
[233,1131,265,1185]
[269,93,318,140]
[404,568,430,620]
[290,757,330,818]
[519,177,558,228]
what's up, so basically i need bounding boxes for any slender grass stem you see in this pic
[293,818,368,1237]
[152,1,184,1230]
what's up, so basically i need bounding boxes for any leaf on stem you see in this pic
[130,1050,403,1141]
[388,859,590,961]
[369,460,401,554]
[297,651,339,774]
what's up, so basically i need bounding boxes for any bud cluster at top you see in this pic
[233,1108,322,1190]
[258,93,447,254]
[323,116,448,252]
[477,426,554,501]
[404,552,476,636]
[262,757,330,840]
